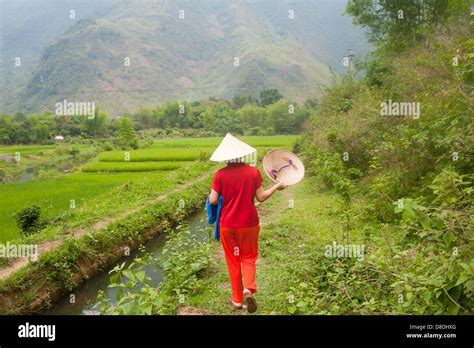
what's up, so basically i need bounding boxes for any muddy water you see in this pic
[44,210,210,315]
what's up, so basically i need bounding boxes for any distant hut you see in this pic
[54,135,65,142]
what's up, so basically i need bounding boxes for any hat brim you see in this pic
[262,149,305,186]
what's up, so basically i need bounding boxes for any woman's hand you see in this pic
[276,180,287,190]
[256,180,287,202]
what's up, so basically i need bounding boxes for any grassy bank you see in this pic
[0,176,212,314]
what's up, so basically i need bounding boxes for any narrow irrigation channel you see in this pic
[44,210,210,315]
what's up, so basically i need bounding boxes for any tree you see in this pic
[259,89,283,107]
[346,0,471,47]
[232,94,258,109]
[202,104,243,134]
[82,106,107,137]
[155,102,186,128]
[116,117,138,149]
[266,100,309,134]
[134,107,156,129]
[0,114,16,144]
[239,105,268,129]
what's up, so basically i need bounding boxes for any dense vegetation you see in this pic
[0,90,311,146]
[294,0,473,314]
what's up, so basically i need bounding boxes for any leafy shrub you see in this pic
[67,146,80,158]
[101,142,114,151]
[14,204,43,234]
[37,169,61,180]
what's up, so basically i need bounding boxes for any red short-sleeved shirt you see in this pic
[211,163,263,228]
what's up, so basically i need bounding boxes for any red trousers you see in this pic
[220,225,260,304]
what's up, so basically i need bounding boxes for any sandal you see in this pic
[243,290,257,313]
[229,298,243,310]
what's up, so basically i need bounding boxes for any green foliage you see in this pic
[346,0,472,48]
[202,104,243,134]
[297,11,473,315]
[1,95,309,146]
[39,238,83,290]
[116,117,139,150]
[266,100,309,134]
[232,94,258,109]
[259,89,283,107]
[14,204,42,235]
[305,146,352,203]
[96,209,213,314]
[67,146,80,158]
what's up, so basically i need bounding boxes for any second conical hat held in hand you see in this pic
[263,149,305,186]
[210,133,257,162]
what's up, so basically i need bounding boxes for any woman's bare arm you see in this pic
[209,189,219,205]
[255,181,286,203]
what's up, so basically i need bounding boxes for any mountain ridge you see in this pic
[0,0,370,114]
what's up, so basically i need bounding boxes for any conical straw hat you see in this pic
[262,149,305,186]
[210,133,257,162]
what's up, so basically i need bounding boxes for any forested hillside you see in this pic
[0,0,369,114]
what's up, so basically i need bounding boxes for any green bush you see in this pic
[14,204,42,235]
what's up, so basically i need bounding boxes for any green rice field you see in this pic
[98,148,213,162]
[92,135,298,171]
[0,172,156,242]
[81,161,186,173]
[0,136,297,243]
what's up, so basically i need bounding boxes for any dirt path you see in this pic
[183,178,343,314]
[205,187,295,315]
[0,172,212,282]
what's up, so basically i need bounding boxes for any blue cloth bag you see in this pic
[206,195,223,241]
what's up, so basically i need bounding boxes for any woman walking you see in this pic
[208,134,286,313]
